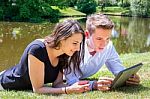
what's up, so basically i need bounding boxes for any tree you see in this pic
[76,0,97,15]
[0,0,62,22]
[129,0,150,17]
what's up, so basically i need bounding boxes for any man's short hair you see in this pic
[86,13,114,35]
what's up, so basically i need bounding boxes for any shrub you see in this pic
[76,0,97,15]
[0,7,3,20]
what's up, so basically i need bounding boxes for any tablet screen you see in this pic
[111,63,143,89]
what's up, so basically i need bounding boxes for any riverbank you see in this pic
[0,52,150,98]
[55,6,128,17]
[96,6,150,18]
[55,6,150,18]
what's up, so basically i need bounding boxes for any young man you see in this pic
[65,13,140,91]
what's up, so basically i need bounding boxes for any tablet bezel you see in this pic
[111,63,143,89]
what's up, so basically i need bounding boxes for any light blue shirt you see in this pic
[64,40,125,85]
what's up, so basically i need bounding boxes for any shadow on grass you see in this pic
[111,84,150,93]
[82,77,98,81]
[81,78,150,94]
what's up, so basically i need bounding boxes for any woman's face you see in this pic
[60,33,83,56]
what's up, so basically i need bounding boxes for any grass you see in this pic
[51,6,86,17]
[97,6,129,16]
[0,52,150,99]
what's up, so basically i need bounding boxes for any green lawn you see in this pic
[0,52,150,99]
[97,6,129,16]
[51,6,86,17]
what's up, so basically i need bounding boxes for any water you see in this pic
[0,16,150,71]
[109,16,150,54]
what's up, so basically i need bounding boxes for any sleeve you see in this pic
[64,63,80,85]
[28,44,45,62]
[105,42,125,76]
[64,63,96,90]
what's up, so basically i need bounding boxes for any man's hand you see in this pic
[93,77,113,91]
[126,74,140,85]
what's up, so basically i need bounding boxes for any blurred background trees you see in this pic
[0,0,149,22]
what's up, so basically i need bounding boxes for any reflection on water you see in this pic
[110,16,150,54]
[146,34,150,46]
[0,16,150,71]
[0,22,55,71]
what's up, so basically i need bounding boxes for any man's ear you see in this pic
[85,30,90,39]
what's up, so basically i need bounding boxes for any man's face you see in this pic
[91,28,112,52]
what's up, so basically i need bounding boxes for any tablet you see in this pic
[110,63,143,89]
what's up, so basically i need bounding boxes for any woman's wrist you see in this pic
[65,87,67,94]
[64,86,71,94]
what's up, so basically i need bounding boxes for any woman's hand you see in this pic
[93,77,113,91]
[66,81,90,94]
[126,74,140,85]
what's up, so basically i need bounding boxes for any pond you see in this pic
[0,16,150,71]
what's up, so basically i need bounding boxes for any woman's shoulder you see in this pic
[26,39,47,62]
[36,39,45,42]
[29,39,45,47]
[25,39,46,53]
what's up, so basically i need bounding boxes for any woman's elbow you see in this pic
[32,87,42,93]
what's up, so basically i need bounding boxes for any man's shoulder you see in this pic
[105,41,113,50]
[107,41,113,46]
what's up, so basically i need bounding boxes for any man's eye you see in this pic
[107,38,110,41]
[73,43,77,45]
[96,38,102,40]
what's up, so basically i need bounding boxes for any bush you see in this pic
[29,17,43,23]
[130,0,149,17]
[118,1,130,7]
[0,7,3,20]
[0,1,60,22]
[19,5,30,20]
[76,0,97,15]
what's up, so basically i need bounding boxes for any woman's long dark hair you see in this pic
[44,19,85,76]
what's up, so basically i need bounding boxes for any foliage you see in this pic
[67,0,78,7]
[19,4,30,20]
[76,0,97,15]
[0,0,61,22]
[129,0,150,17]
[118,1,130,7]
[0,7,3,20]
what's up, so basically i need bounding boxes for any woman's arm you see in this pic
[53,71,91,94]
[28,54,67,94]
[52,71,68,88]
[28,54,90,94]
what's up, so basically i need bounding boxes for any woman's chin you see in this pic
[66,52,74,57]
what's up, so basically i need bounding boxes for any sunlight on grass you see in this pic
[0,52,150,98]
[97,6,129,15]
[51,6,86,16]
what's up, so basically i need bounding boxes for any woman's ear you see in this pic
[85,30,90,39]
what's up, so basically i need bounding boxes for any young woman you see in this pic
[0,19,90,94]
